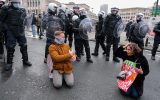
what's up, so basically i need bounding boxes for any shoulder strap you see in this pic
[135,58,139,63]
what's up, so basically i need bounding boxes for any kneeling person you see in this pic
[49,31,76,88]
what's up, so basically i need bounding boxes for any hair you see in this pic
[126,43,142,55]
[54,31,65,36]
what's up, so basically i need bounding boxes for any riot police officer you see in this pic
[0,0,5,59]
[0,0,32,71]
[58,4,68,43]
[42,3,64,63]
[151,22,160,60]
[66,9,74,47]
[74,9,93,63]
[92,11,106,56]
[129,13,150,51]
[103,7,122,62]
[125,19,133,40]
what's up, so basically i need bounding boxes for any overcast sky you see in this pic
[58,0,157,14]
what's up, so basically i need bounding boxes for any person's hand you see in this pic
[69,50,74,56]
[135,66,143,74]
[70,54,76,62]
[123,42,130,49]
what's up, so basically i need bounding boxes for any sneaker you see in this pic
[92,53,98,56]
[23,61,32,66]
[106,57,109,61]
[151,56,155,60]
[102,52,106,55]
[39,37,43,39]
[87,58,93,63]
[113,57,120,63]
[44,58,47,63]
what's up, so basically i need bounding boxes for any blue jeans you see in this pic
[120,86,140,98]
[31,25,37,37]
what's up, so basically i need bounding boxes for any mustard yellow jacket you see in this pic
[49,43,73,74]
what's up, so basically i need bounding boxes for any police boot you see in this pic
[92,53,98,56]
[105,52,110,61]
[0,54,3,59]
[5,48,15,71]
[20,46,32,66]
[113,56,120,63]
[39,36,42,39]
[151,56,155,60]
[87,58,93,63]
[102,52,106,55]
[0,43,4,59]
[106,56,109,61]
[92,48,98,56]
[105,47,110,61]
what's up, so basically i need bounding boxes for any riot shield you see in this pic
[113,19,125,38]
[79,18,93,40]
[139,22,150,38]
[79,18,92,32]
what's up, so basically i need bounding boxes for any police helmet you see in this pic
[48,3,57,13]
[72,15,79,21]
[98,11,105,17]
[111,7,119,11]
[66,9,73,16]
[136,13,144,19]
[59,4,67,12]
[79,8,87,16]
[111,7,119,15]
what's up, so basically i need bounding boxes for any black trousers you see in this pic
[152,36,160,56]
[37,26,42,37]
[106,36,120,57]
[93,36,106,54]
[65,31,73,48]
[0,34,4,54]
[75,38,91,59]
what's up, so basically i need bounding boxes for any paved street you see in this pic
[0,34,160,100]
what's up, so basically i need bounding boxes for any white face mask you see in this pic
[54,37,65,44]
[12,2,21,9]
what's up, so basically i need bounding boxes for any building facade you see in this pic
[19,0,97,20]
[119,7,151,23]
[65,2,97,21]
[21,0,61,14]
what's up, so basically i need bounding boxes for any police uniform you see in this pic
[0,0,5,58]
[104,13,121,62]
[92,18,106,56]
[66,14,74,47]
[42,13,64,61]
[0,2,32,70]
[151,22,160,60]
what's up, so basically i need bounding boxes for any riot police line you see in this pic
[0,1,154,70]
